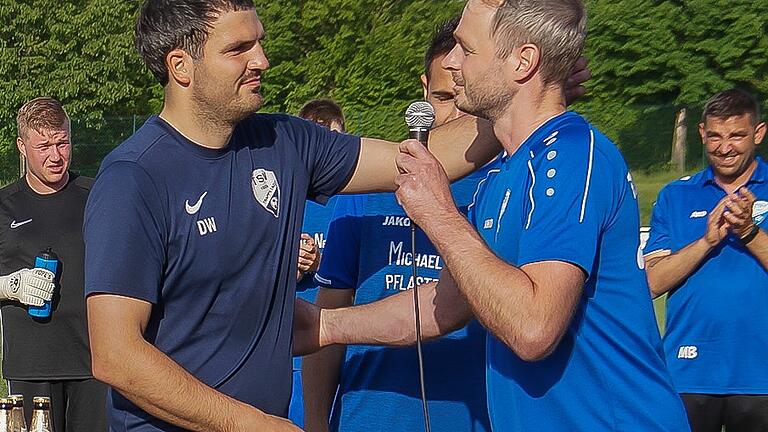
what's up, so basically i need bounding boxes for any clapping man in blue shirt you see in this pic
[644,89,768,432]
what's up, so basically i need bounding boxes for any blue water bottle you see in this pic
[28,248,58,318]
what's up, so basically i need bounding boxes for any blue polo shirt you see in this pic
[84,114,360,431]
[469,112,689,431]
[290,197,338,427]
[645,158,768,394]
[313,160,500,432]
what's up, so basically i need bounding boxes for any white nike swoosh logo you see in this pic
[10,219,32,229]
[185,192,208,215]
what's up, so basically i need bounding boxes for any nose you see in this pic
[248,45,270,72]
[442,44,463,72]
[48,144,62,162]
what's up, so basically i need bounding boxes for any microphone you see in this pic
[405,101,436,147]
[403,101,435,432]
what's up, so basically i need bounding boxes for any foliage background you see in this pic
[0,0,766,182]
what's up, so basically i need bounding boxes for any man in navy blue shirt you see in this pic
[301,1,690,430]
[301,18,494,432]
[289,99,348,428]
[83,1,506,431]
[644,89,768,431]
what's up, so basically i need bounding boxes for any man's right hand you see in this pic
[0,268,55,306]
[704,196,732,248]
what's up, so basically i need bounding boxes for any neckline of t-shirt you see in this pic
[502,111,574,164]
[153,115,233,160]
[18,173,75,201]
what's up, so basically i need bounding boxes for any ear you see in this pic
[166,49,193,87]
[16,136,26,158]
[755,121,766,146]
[698,122,707,144]
[420,74,429,100]
[512,43,541,82]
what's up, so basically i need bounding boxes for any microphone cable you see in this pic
[411,223,432,432]
[404,100,436,432]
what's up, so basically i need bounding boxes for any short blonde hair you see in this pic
[483,0,587,86]
[16,97,70,140]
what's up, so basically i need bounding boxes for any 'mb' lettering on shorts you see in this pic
[677,345,698,359]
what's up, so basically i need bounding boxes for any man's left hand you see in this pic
[394,139,460,232]
[723,187,758,239]
[565,56,591,105]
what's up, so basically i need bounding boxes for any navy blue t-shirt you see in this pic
[645,159,768,394]
[469,112,689,431]
[84,114,360,431]
[313,160,500,432]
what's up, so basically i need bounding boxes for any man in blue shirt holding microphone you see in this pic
[645,89,768,431]
[299,0,690,430]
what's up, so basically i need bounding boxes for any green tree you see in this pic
[0,0,158,180]
[256,0,463,139]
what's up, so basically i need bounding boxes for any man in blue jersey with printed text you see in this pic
[302,18,493,432]
[645,89,768,432]
[82,0,511,431]
[302,0,690,430]
[289,99,348,428]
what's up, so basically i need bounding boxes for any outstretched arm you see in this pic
[341,117,499,194]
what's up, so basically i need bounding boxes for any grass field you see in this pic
[633,168,701,334]
[633,169,692,226]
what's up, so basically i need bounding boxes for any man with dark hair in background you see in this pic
[301,18,494,432]
[289,98,347,428]
[644,88,768,431]
[0,97,107,431]
[300,0,690,430]
[82,0,519,430]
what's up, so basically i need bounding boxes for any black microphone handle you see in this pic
[409,129,430,147]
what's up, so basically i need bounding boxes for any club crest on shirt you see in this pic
[752,200,768,226]
[251,169,280,218]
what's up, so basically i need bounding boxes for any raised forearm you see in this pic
[421,211,580,362]
[428,116,500,181]
[645,238,713,298]
[346,117,499,194]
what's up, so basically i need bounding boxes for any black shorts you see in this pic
[8,378,108,432]
[681,393,768,432]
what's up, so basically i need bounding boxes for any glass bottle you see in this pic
[8,395,26,432]
[29,398,51,432]
[0,398,14,432]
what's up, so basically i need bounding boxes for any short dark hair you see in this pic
[424,17,460,79]
[298,99,346,132]
[17,97,70,140]
[702,89,762,125]
[136,0,255,86]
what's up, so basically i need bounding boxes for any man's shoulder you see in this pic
[660,169,709,196]
[530,113,618,167]
[99,116,172,172]
[70,174,94,192]
[0,179,23,201]
[237,113,309,137]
